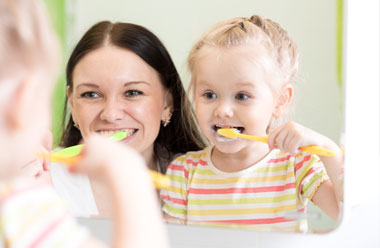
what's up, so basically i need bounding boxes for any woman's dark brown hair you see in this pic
[60,21,206,172]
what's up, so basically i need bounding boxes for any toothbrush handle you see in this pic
[244,136,335,156]
[50,154,81,166]
[268,140,335,157]
[300,145,335,157]
[253,136,335,157]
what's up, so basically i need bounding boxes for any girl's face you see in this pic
[68,46,172,161]
[193,45,281,154]
[0,70,53,179]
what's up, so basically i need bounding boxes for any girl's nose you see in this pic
[99,98,125,122]
[214,101,234,118]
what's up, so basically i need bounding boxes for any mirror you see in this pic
[58,0,344,234]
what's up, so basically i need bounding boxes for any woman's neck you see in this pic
[141,146,157,171]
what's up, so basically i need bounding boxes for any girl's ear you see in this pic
[273,84,293,118]
[5,78,35,131]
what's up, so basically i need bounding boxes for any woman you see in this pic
[50,21,206,217]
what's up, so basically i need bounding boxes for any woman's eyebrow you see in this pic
[75,81,150,90]
[123,81,150,87]
[76,83,99,90]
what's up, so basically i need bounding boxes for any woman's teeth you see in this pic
[98,129,136,138]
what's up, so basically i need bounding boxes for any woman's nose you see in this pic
[214,101,234,118]
[99,98,125,122]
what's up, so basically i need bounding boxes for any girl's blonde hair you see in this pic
[0,0,59,79]
[188,15,299,131]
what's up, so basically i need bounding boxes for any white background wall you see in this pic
[67,0,343,233]
[67,0,343,142]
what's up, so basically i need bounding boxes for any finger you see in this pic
[268,125,286,150]
[42,130,53,151]
[21,159,43,177]
[274,127,290,152]
[38,146,50,171]
[42,159,50,171]
[68,135,111,174]
[287,134,300,155]
[283,130,297,153]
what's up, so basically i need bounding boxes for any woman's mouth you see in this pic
[97,129,137,140]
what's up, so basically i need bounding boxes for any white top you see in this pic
[50,162,99,217]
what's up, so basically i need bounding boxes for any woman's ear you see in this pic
[66,86,77,123]
[161,90,174,121]
[273,84,293,118]
[66,86,72,107]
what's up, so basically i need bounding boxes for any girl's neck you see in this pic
[211,143,270,173]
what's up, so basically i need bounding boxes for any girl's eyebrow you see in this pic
[236,82,256,88]
[196,80,213,87]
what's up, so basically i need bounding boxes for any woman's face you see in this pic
[68,46,172,161]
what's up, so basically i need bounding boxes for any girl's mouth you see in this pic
[212,125,245,134]
[212,125,245,142]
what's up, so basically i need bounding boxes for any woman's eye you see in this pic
[203,92,217,99]
[125,90,143,97]
[235,93,249,100]
[80,91,99,98]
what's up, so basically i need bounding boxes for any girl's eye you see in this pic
[125,90,143,97]
[203,92,217,99]
[235,93,249,100]
[80,91,100,98]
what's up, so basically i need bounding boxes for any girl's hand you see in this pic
[269,122,343,221]
[20,130,52,183]
[67,135,169,248]
[267,121,328,155]
[69,135,146,181]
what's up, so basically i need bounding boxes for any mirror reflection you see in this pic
[51,0,344,234]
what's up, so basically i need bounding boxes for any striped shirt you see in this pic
[160,146,328,232]
[0,178,89,248]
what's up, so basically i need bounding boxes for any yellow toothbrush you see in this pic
[37,131,170,189]
[217,128,335,157]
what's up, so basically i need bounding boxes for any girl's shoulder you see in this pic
[268,149,320,163]
[170,147,210,166]
[177,147,209,159]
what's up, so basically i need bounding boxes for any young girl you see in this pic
[0,0,168,247]
[160,15,343,232]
